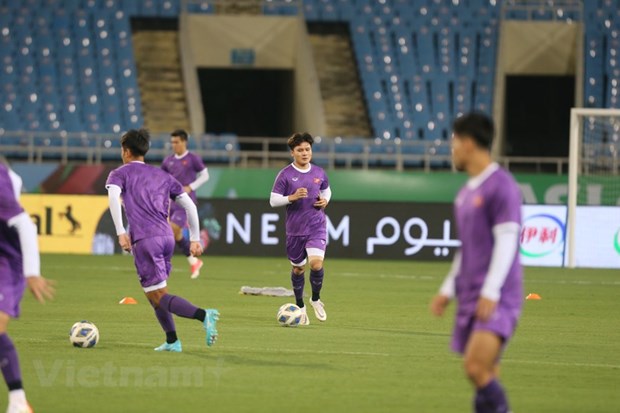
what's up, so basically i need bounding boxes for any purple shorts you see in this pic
[451,304,520,355]
[169,203,187,229]
[132,236,175,292]
[286,235,326,266]
[0,257,25,318]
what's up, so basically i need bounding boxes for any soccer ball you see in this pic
[277,303,302,327]
[69,321,99,348]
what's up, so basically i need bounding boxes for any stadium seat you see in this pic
[0,0,617,162]
[369,138,397,167]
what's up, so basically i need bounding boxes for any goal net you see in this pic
[567,108,620,268]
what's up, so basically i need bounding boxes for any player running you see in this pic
[106,129,219,352]
[161,129,209,279]
[0,163,55,413]
[430,112,523,413]
[270,132,331,325]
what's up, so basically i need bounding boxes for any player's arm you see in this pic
[269,171,307,208]
[476,222,520,321]
[270,192,291,207]
[106,184,131,252]
[187,167,209,193]
[7,168,22,199]
[430,250,461,317]
[8,212,55,303]
[314,186,331,209]
[2,170,54,303]
[314,171,331,209]
[270,189,310,207]
[174,193,202,256]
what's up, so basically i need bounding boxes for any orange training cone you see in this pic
[119,297,138,304]
[526,293,542,300]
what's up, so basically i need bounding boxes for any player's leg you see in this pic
[464,331,509,413]
[133,237,182,351]
[0,313,31,413]
[147,288,219,347]
[291,265,309,325]
[145,286,181,352]
[308,256,326,321]
[0,265,31,413]
[286,236,309,325]
[291,265,306,308]
[169,206,203,278]
[307,239,327,321]
[135,236,218,348]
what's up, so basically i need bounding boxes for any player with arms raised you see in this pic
[106,129,219,352]
[161,129,209,279]
[0,163,55,413]
[430,113,523,413]
[270,132,331,325]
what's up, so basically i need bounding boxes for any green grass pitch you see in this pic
[6,254,620,412]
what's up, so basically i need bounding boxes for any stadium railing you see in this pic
[501,0,583,21]
[0,131,570,174]
[181,0,303,16]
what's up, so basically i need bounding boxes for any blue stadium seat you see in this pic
[401,140,426,168]
[369,138,397,167]
[186,1,214,14]
[334,137,365,166]
[199,134,239,163]
[0,0,615,156]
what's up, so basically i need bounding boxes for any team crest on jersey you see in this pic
[473,195,484,207]
[182,160,188,166]
[313,178,322,184]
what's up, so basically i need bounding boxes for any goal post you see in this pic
[567,108,620,268]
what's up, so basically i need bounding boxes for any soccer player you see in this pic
[106,129,219,352]
[161,129,209,279]
[270,132,331,325]
[430,112,522,413]
[0,163,55,413]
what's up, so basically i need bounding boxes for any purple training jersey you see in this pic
[272,163,329,237]
[453,165,523,315]
[106,162,184,243]
[161,152,204,204]
[0,164,24,264]
[0,164,26,317]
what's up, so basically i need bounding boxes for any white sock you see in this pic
[9,389,27,405]
[187,256,198,265]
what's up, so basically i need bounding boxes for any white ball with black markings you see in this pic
[69,321,100,348]
[277,303,302,327]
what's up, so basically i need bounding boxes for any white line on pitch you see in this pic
[337,272,436,280]
[526,279,620,286]
[110,342,390,357]
[44,265,131,271]
[221,345,391,357]
[503,358,620,369]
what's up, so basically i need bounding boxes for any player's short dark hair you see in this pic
[287,132,314,150]
[452,112,495,150]
[171,129,188,141]
[120,128,150,157]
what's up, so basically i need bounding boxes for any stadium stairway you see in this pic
[214,0,263,15]
[132,30,190,133]
[308,26,372,137]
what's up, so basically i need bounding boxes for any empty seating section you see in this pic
[583,0,620,109]
[0,0,143,136]
[0,0,617,162]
